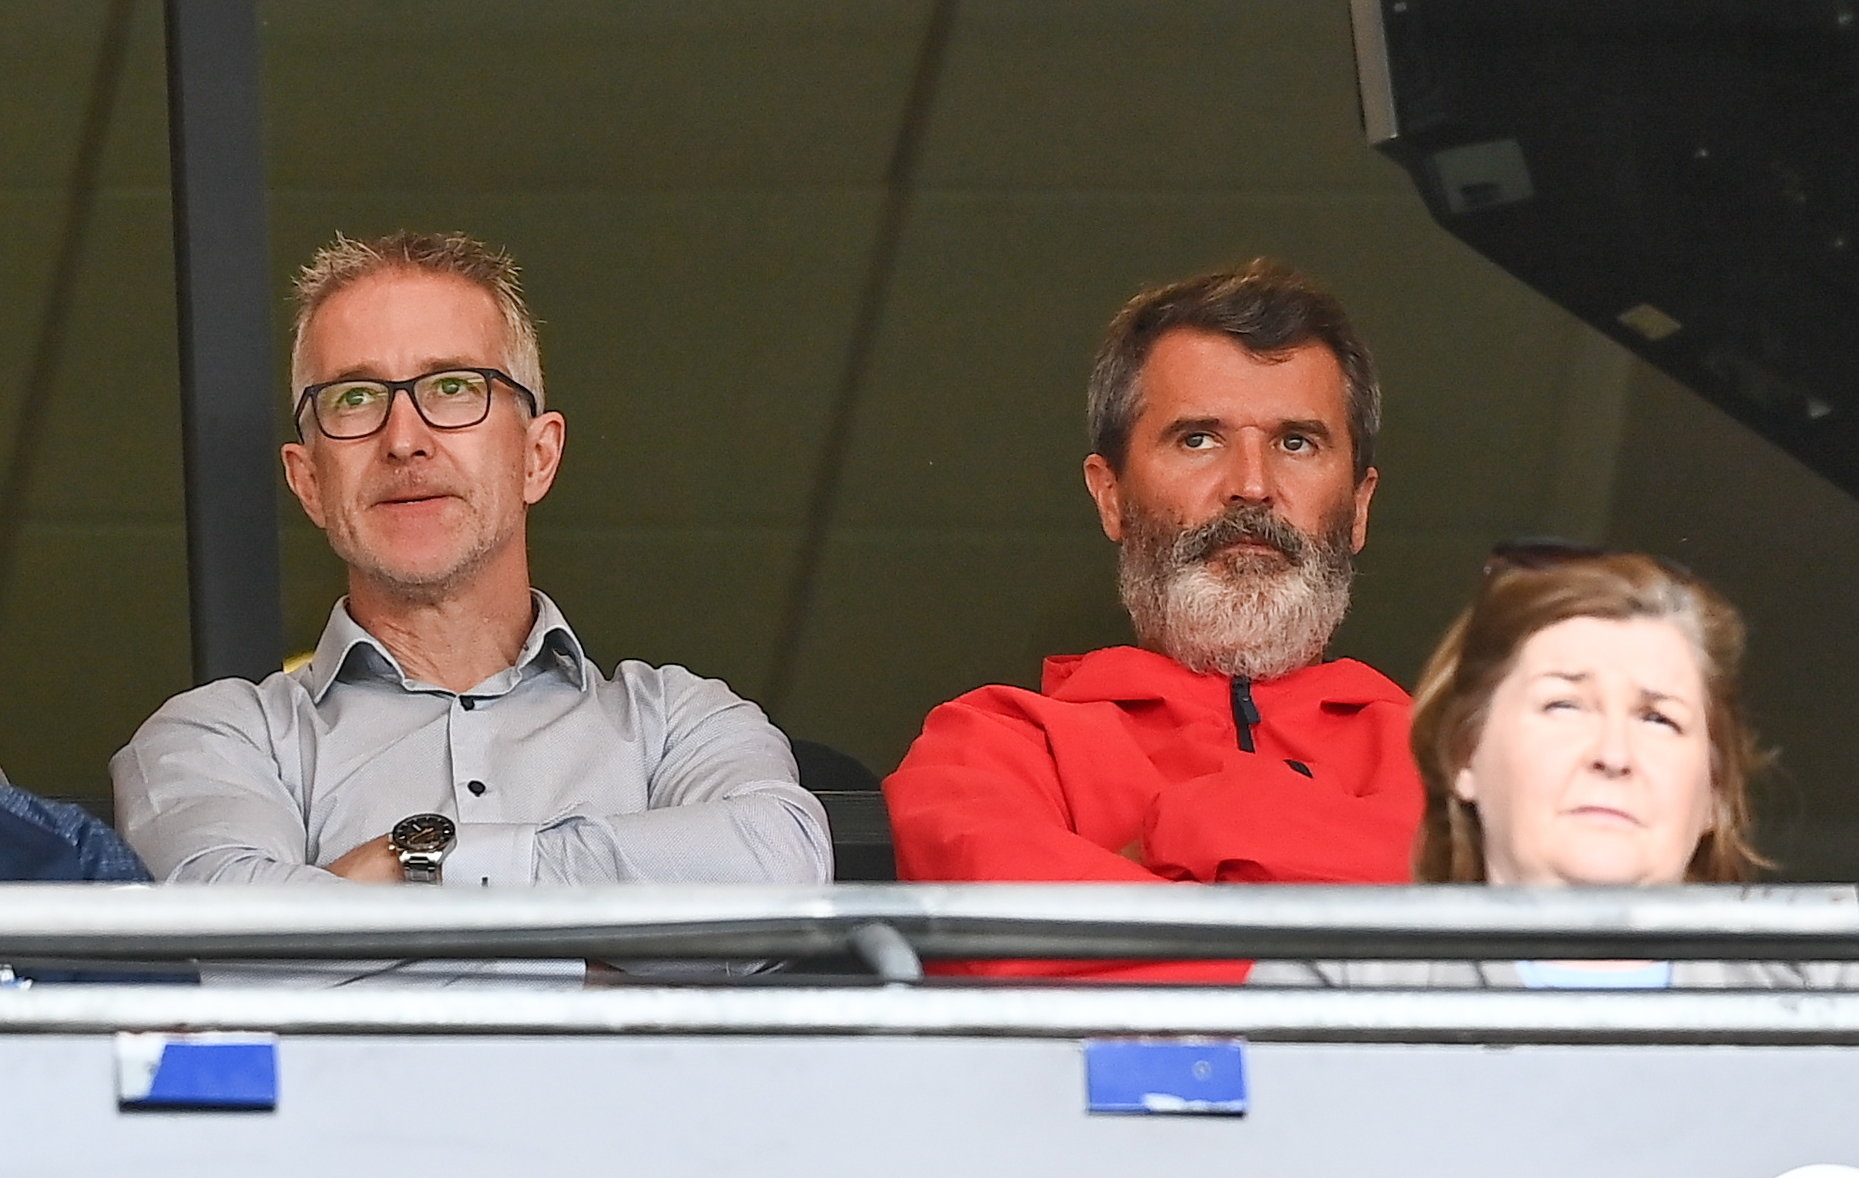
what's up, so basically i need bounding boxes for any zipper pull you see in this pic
[1230,677,1259,753]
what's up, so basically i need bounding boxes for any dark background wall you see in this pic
[2,1,1855,877]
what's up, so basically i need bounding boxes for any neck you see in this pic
[345,551,537,693]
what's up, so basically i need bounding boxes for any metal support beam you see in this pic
[164,0,282,683]
[762,0,959,715]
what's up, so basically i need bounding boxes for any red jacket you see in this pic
[883,646,1424,982]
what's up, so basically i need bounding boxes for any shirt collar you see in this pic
[300,589,592,703]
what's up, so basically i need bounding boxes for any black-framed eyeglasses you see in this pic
[293,367,538,441]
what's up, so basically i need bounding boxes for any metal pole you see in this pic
[163,0,282,684]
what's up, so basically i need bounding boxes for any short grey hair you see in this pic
[289,230,545,411]
[1086,258,1379,482]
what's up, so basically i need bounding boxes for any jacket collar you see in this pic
[301,589,592,703]
[1042,645,1407,708]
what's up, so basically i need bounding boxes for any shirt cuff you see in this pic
[446,822,537,887]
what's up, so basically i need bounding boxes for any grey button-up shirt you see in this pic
[112,592,831,891]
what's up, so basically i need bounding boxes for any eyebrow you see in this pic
[1536,670,1690,706]
[1157,416,1338,441]
[322,358,484,384]
[1160,416,1224,440]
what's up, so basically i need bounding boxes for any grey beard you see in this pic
[1117,500,1357,681]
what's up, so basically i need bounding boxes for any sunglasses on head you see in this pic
[1482,537,1696,581]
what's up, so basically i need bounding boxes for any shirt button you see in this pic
[460,697,477,711]
[466,780,487,796]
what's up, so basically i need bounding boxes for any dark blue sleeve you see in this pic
[0,784,151,882]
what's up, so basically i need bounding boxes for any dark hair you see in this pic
[1411,549,1768,884]
[1086,258,1379,481]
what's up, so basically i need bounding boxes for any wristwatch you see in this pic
[387,812,457,884]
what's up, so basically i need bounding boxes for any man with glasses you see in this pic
[883,260,1423,982]
[113,233,829,965]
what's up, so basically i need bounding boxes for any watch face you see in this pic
[391,813,456,853]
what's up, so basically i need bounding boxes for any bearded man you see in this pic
[882,259,1423,983]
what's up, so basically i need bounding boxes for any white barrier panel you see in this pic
[4,1031,1859,1178]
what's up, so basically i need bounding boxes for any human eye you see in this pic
[1539,695,1582,715]
[1180,431,1216,451]
[426,371,484,399]
[320,382,385,412]
[1281,433,1314,454]
[1640,706,1684,734]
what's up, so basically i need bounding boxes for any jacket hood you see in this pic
[1042,645,1408,709]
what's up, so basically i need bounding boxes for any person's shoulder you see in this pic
[131,668,307,739]
[1297,657,1414,708]
[936,681,1052,711]
[595,660,775,728]
[903,649,1166,740]
[909,681,1089,746]
[924,646,1159,711]
[601,658,740,698]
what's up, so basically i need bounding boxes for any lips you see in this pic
[1219,538,1287,555]
[1565,804,1641,826]
[372,484,459,509]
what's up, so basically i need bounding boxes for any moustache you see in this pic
[368,475,465,505]
[1174,503,1311,565]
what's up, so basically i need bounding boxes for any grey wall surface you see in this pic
[8,1033,1859,1177]
[0,1,1854,877]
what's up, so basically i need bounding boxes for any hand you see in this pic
[327,834,403,883]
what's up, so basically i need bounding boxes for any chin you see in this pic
[1552,856,1664,888]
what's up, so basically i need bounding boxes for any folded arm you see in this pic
[447,669,832,888]
[883,693,1255,982]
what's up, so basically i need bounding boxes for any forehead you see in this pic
[299,269,505,382]
[1512,616,1706,698]
[1132,328,1348,432]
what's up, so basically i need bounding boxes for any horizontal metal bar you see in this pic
[7,983,1859,1046]
[4,883,1858,961]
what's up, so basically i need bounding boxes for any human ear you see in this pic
[522,411,566,506]
[1452,765,1479,805]
[1349,466,1378,553]
[280,442,326,529]
[1082,453,1125,543]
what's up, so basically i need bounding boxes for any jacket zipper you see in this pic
[1230,676,1259,753]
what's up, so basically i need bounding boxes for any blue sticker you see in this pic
[117,1033,278,1111]
[1084,1038,1247,1115]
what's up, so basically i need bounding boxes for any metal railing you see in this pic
[0,882,1854,961]
[5,883,1859,1044]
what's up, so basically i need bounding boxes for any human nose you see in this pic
[377,386,435,458]
[1221,431,1274,505]
[1589,706,1633,780]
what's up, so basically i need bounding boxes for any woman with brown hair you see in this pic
[1252,544,1844,989]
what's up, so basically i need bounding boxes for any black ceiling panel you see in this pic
[1354,0,1859,496]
